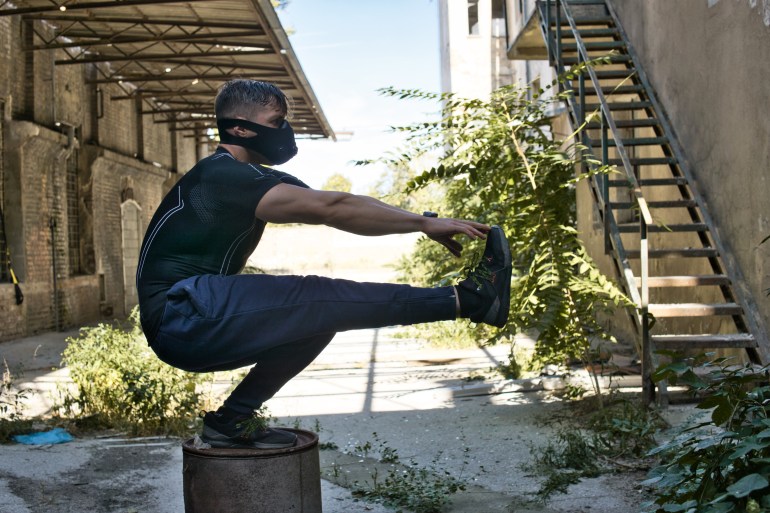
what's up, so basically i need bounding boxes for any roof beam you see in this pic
[19,14,264,31]
[0,0,221,16]
[91,73,289,85]
[30,29,266,51]
[55,48,272,64]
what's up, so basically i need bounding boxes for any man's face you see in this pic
[228,103,287,164]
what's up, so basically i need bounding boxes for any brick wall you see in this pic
[0,14,197,342]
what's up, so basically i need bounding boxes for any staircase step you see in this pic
[589,137,669,147]
[584,101,652,111]
[562,41,626,51]
[550,16,614,25]
[648,303,743,317]
[563,55,631,65]
[635,275,730,287]
[586,119,660,129]
[587,69,636,78]
[559,28,620,38]
[564,0,608,5]
[617,223,708,233]
[611,199,697,209]
[651,333,756,350]
[580,85,644,95]
[609,177,686,187]
[607,158,678,167]
[626,248,718,259]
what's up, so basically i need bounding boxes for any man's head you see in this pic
[215,80,298,166]
[215,79,289,120]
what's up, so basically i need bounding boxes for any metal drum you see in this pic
[182,429,321,513]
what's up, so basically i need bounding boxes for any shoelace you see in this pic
[465,256,493,289]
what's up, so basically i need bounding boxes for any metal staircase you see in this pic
[535,0,769,403]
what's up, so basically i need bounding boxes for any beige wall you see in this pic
[604,0,770,337]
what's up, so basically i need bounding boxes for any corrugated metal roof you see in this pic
[1,0,334,139]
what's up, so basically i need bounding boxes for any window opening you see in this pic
[468,0,480,35]
[492,0,506,37]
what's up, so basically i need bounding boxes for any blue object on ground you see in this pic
[13,427,74,445]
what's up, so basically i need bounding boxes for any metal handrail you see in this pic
[542,0,654,385]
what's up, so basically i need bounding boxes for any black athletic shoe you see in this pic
[456,225,512,328]
[201,411,297,449]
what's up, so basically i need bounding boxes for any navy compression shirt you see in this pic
[136,147,309,341]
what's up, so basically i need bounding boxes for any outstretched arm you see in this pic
[255,184,488,256]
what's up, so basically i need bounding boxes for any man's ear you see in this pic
[230,125,247,136]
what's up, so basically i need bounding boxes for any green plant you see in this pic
[353,432,400,464]
[370,62,631,379]
[58,308,207,436]
[525,428,603,501]
[0,359,32,442]
[351,435,466,513]
[525,395,662,501]
[588,395,664,459]
[643,355,770,513]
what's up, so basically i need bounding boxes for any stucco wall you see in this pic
[439,0,514,98]
[605,0,770,338]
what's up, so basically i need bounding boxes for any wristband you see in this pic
[422,211,438,218]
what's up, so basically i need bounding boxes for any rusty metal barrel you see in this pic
[182,429,322,513]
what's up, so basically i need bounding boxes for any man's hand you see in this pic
[423,217,490,257]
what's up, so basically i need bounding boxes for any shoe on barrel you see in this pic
[201,410,297,449]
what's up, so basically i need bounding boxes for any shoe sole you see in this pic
[201,426,298,449]
[483,226,512,328]
[202,438,297,450]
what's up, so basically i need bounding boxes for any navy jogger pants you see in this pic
[149,273,457,414]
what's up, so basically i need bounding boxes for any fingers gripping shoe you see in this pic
[456,225,512,328]
[201,411,297,449]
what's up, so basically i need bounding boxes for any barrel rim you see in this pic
[182,428,318,459]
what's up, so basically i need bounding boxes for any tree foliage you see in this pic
[376,68,631,367]
[322,172,353,193]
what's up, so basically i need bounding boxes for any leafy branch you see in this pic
[374,63,632,380]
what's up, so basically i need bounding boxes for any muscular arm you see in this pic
[255,183,489,256]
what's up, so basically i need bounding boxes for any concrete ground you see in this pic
[0,226,684,512]
[1,325,661,513]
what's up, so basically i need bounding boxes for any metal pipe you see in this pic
[50,217,59,331]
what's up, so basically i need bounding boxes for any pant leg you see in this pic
[223,332,336,414]
[152,273,456,373]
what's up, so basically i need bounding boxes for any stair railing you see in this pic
[542,0,657,401]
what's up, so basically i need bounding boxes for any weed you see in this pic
[0,359,32,442]
[463,373,486,383]
[588,395,664,459]
[354,461,466,513]
[350,433,466,513]
[57,308,208,436]
[525,394,662,501]
[524,429,602,501]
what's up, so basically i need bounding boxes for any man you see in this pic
[136,79,512,449]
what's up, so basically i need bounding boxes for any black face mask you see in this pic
[217,118,298,165]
